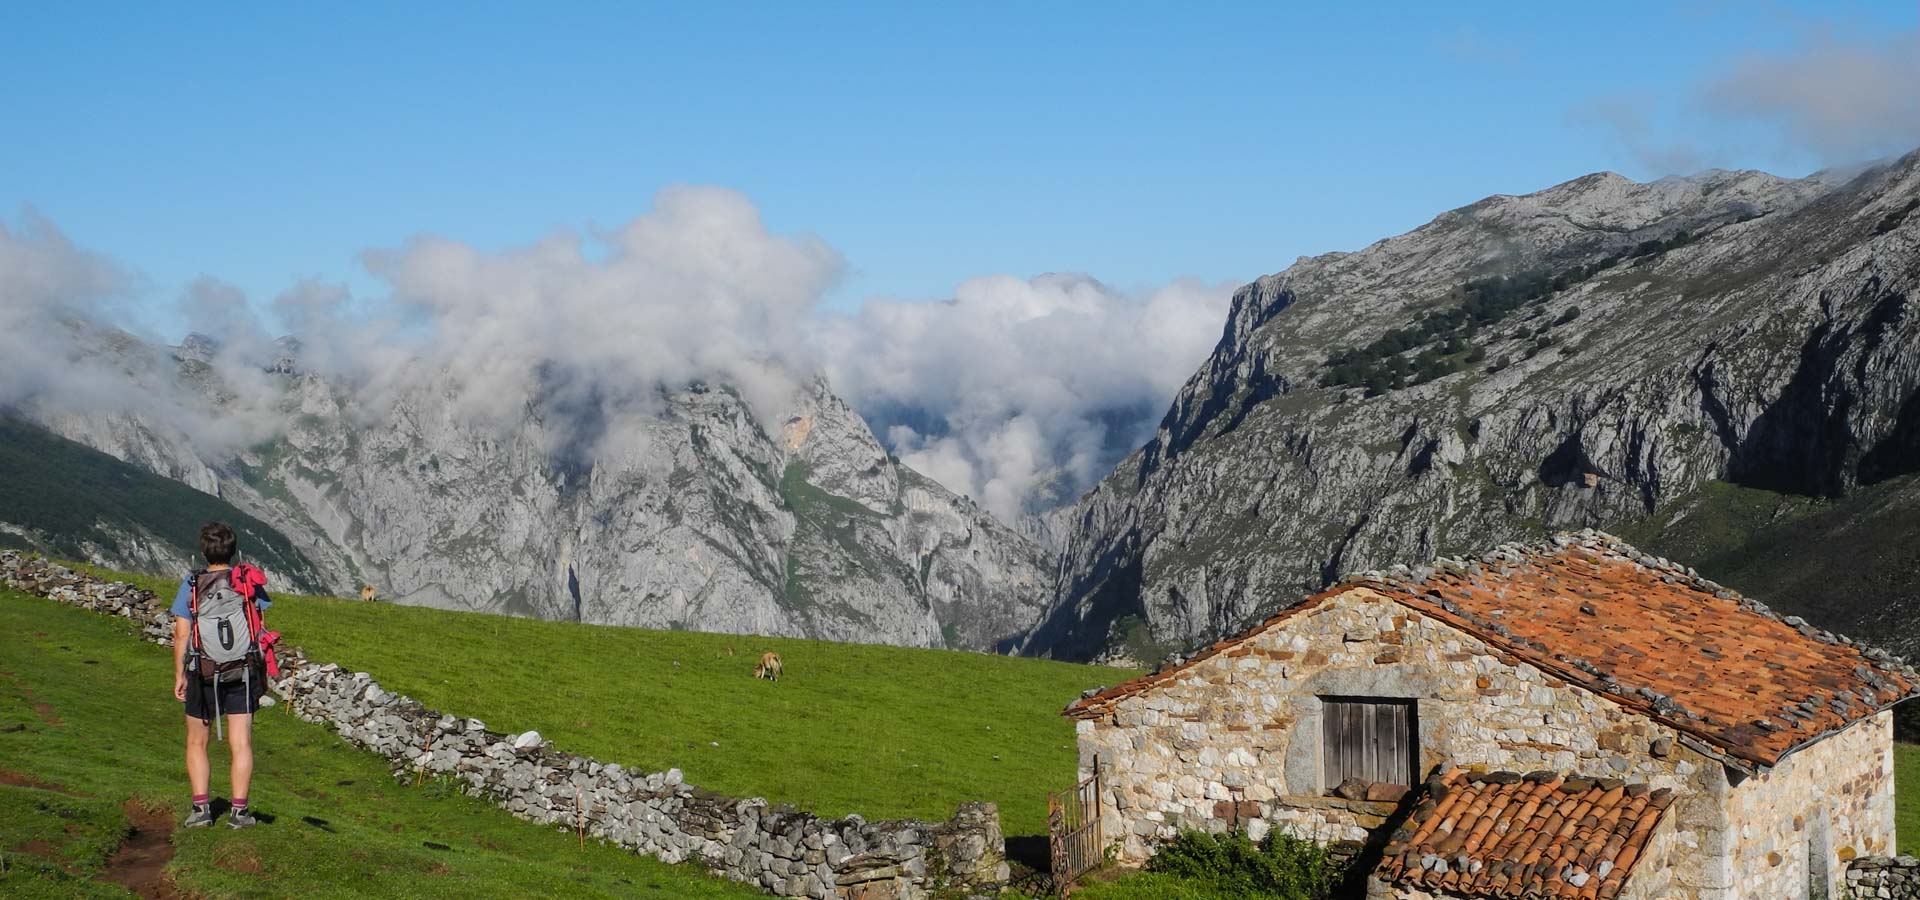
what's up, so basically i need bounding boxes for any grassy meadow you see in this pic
[257,591,1131,839]
[0,588,761,899]
[55,562,1135,841]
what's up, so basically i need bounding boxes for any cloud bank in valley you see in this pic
[815,274,1232,518]
[0,194,1234,521]
[356,186,844,446]
[0,213,121,403]
[0,216,247,446]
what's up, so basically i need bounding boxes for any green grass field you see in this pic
[0,588,761,898]
[251,591,1130,839]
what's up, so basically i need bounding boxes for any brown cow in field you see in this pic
[753,652,782,682]
[360,585,377,602]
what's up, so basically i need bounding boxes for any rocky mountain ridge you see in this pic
[24,341,1051,652]
[1026,151,1920,661]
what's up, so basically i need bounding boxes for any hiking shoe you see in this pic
[184,805,215,828]
[227,807,258,829]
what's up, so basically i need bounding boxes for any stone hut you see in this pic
[1063,532,1919,899]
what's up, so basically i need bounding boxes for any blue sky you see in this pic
[3,1,1915,330]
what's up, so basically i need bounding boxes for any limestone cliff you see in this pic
[1030,152,1920,660]
[32,356,1050,651]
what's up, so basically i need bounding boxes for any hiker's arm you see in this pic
[173,617,189,700]
[171,576,191,700]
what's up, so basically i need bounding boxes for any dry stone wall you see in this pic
[0,551,1007,900]
[1849,856,1920,899]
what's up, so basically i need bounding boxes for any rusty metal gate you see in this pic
[1047,755,1103,893]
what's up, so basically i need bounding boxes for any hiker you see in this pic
[170,522,281,829]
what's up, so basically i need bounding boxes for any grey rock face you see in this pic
[1030,154,1920,660]
[37,359,1050,651]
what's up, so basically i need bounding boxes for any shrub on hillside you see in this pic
[1144,829,1341,899]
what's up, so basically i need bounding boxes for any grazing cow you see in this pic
[359,585,377,602]
[753,652,782,682]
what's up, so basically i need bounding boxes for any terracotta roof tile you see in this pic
[1376,768,1675,900]
[1064,531,1920,768]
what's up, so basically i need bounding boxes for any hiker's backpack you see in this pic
[189,565,269,679]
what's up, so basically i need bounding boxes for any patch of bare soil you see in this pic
[96,800,180,900]
[10,838,61,864]
[0,767,83,796]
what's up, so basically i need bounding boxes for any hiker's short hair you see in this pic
[198,522,237,565]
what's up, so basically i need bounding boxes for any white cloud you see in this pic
[817,273,1234,518]
[0,211,138,410]
[358,185,843,434]
[2,196,1232,522]
[0,213,287,451]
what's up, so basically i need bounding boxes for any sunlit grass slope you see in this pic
[0,588,759,899]
[257,592,1134,838]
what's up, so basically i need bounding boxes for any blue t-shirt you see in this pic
[169,572,273,620]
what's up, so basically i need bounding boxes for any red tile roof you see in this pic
[1375,768,1675,900]
[1064,532,1919,768]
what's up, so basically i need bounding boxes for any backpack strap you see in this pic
[186,568,208,656]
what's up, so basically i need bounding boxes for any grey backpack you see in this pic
[190,569,260,677]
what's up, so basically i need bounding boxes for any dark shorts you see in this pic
[183,664,267,721]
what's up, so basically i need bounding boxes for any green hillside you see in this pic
[0,417,328,592]
[256,593,1133,839]
[1,565,1133,895]
[30,563,1134,839]
[0,588,758,898]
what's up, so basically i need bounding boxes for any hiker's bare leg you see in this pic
[227,714,254,801]
[185,716,211,797]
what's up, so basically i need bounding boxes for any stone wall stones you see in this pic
[0,551,1007,900]
[1849,855,1920,899]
